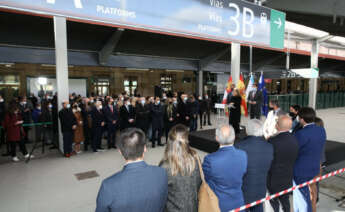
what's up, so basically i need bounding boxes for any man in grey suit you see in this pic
[248,83,263,120]
[96,128,168,212]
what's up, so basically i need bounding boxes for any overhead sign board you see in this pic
[291,68,319,78]
[0,0,285,48]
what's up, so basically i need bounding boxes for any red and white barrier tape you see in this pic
[230,167,345,212]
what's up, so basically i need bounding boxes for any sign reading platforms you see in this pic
[0,0,285,48]
[291,68,319,78]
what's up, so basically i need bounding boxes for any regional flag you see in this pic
[222,76,233,104]
[237,74,248,117]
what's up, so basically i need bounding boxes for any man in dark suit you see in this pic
[119,98,135,131]
[103,98,118,149]
[248,83,263,120]
[267,115,299,212]
[203,125,247,212]
[58,101,77,157]
[204,94,212,126]
[91,101,105,152]
[135,97,151,135]
[177,94,190,127]
[198,95,206,129]
[96,128,168,212]
[151,97,164,148]
[235,119,273,212]
[294,107,326,212]
[19,96,33,143]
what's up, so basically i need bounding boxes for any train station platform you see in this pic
[0,107,344,212]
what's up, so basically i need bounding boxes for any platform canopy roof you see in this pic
[0,0,345,78]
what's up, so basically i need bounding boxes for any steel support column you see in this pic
[309,40,319,109]
[54,16,69,153]
[231,43,241,85]
[249,45,253,73]
[197,69,203,96]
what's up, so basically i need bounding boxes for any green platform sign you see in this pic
[270,9,286,49]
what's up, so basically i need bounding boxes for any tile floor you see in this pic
[0,107,344,212]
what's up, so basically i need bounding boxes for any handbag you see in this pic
[196,156,221,212]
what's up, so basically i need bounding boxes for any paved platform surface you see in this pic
[0,107,344,212]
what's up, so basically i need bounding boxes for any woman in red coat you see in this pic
[3,105,31,162]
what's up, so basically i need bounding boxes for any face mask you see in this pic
[121,97,124,101]
[0,99,4,103]
[141,100,145,105]
[99,105,103,110]
[48,104,53,109]
[37,107,41,110]
[252,88,257,92]
[66,104,71,109]
[184,97,188,101]
[289,112,296,118]
[199,97,202,100]
[205,96,208,99]
[22,102,26,105]
[163,96,167,99]
[90,100,94,103]
[127,102,131,106]
[156,101,160,105]
[173,101,177,104]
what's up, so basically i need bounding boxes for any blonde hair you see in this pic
[160,124,197,176]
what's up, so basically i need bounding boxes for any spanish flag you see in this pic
[236,74,248,117]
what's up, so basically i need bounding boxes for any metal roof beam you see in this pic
[198,47,230,70]
[98,28,124,66]
[253,53,285,72]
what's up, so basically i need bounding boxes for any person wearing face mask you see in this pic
[178,94,190,127]
[59,101,77,157]
[151,97,164,147]
[40,102,53,145]
[103,98,118,149]
[188,95,199,132]
[72,103,84,154]
[80,98,92,151]
[3,104,33,162]
[0,95,9,156]
[289,105,301,132]
[198,95,206,129]
[161,93,168,105]
[203,94,212,126]
[164,98,178,143]
[119,98,135,131]
[19,96,33,144]
[91,101,105,152]
[135,97,151,135]
[248,83,263,120]
[32,103,43,146]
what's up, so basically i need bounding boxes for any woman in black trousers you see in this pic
[228,89,242,134]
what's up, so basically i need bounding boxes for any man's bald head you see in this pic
[216,125,235,146]
[277,115,292,132]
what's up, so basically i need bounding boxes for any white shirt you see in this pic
[263,109,281,139]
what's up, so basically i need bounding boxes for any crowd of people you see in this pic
[0,91,214,160]
[96,103,326,212]
[0,87,327,212]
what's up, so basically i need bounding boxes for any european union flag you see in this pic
[258,73,269,117]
